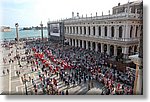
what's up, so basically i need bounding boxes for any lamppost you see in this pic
[40,21,44,42]
[15,23,19,43]
[15,23,20,64]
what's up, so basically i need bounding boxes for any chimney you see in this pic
[118,3,120,6]
[72,12,74,18]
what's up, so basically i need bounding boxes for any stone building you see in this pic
[48,0,142,58]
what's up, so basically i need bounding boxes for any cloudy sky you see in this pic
[0,0,137,28]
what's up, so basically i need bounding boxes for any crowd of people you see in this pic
[1,41,135,95]
[24,42,135,95]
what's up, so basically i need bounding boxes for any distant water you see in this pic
[0,28,48,41]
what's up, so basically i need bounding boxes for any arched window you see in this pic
[111,26,114,37]
[76,27,78,34]
[130,26,133,38]
[84,27,86,35]
[70,27,72,34]
[119,26,122,38]
[135,26,138,37]
[93,27,95,36]
[80,27,82,34]
[88,26,90,35]
[105,26,107,36]
[99,26,101,36]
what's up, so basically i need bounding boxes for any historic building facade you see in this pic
[48,1,142,58]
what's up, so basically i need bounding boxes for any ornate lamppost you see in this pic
[40,21,44,42]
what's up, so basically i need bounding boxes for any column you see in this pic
[69,39,71,45]
[86,41,88,50]
[72,39,74,46]
[101,43,104,53]
[107,44,110,55]
[114,45,117,56]
[95,42,98,52]
[75,39,77,47]
[125,23,130,39]
[122,46,129,59]
[82,40,84,48]
[90,26,93,36]
[90,41,93,50]
[82,26,84,36]
[101,26,104,37]
[115,26,119,38]
[108,26,111,38]
[95,26,99,37]
[75,26,77,35]
[78,40,80,47]
[133,25,136,38]
[78,26,80,35]
[86,26,89,36]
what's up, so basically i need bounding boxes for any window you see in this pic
[111,26,114,37]
[135,26,138,37]
[76,27,78,34]
[105,26,107,36]
[119,26,122,38]
[130,26,133,38]
[84,27,86,35]
[99,26,101,36]
[93,27,95,36]
[88,26,90,35]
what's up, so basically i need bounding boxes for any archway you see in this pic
[84,41,86,49]
[88,41,91,50]
[134,45,138,54]
[110,45,114,56]
[98,43,101,52]
[80,40,82,48]
[104,44,107,53]
[92,42,96,51]
[128,46,132,55]
[76,39,78,47]
[117,46,122,56]
[70,39,72,46]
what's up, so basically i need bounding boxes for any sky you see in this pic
[0,0,138,28]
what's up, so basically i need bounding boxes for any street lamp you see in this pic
[15,23,19,43]
[40,21,44,42]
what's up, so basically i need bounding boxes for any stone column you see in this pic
[107,44,110,55]
[75,39,77,47]
[78,26,80,35]
[115,26,119,38]
[78,40,80,47]
[114,45,117,56]
[90,41,93,50]
[82,40,84,48]
[82,26,84,36]
[69,39,71,45]
[95,42,98,52]
[90,26,93,36]
[74,26,77,35]
[101,43,104,53]
[101,26,104,37]
[108,26,111,38]
[72,39,74,46]
[95,26,99,37]
[86,26,89,36]
[122,46,129,59]
[86,41,88,49]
